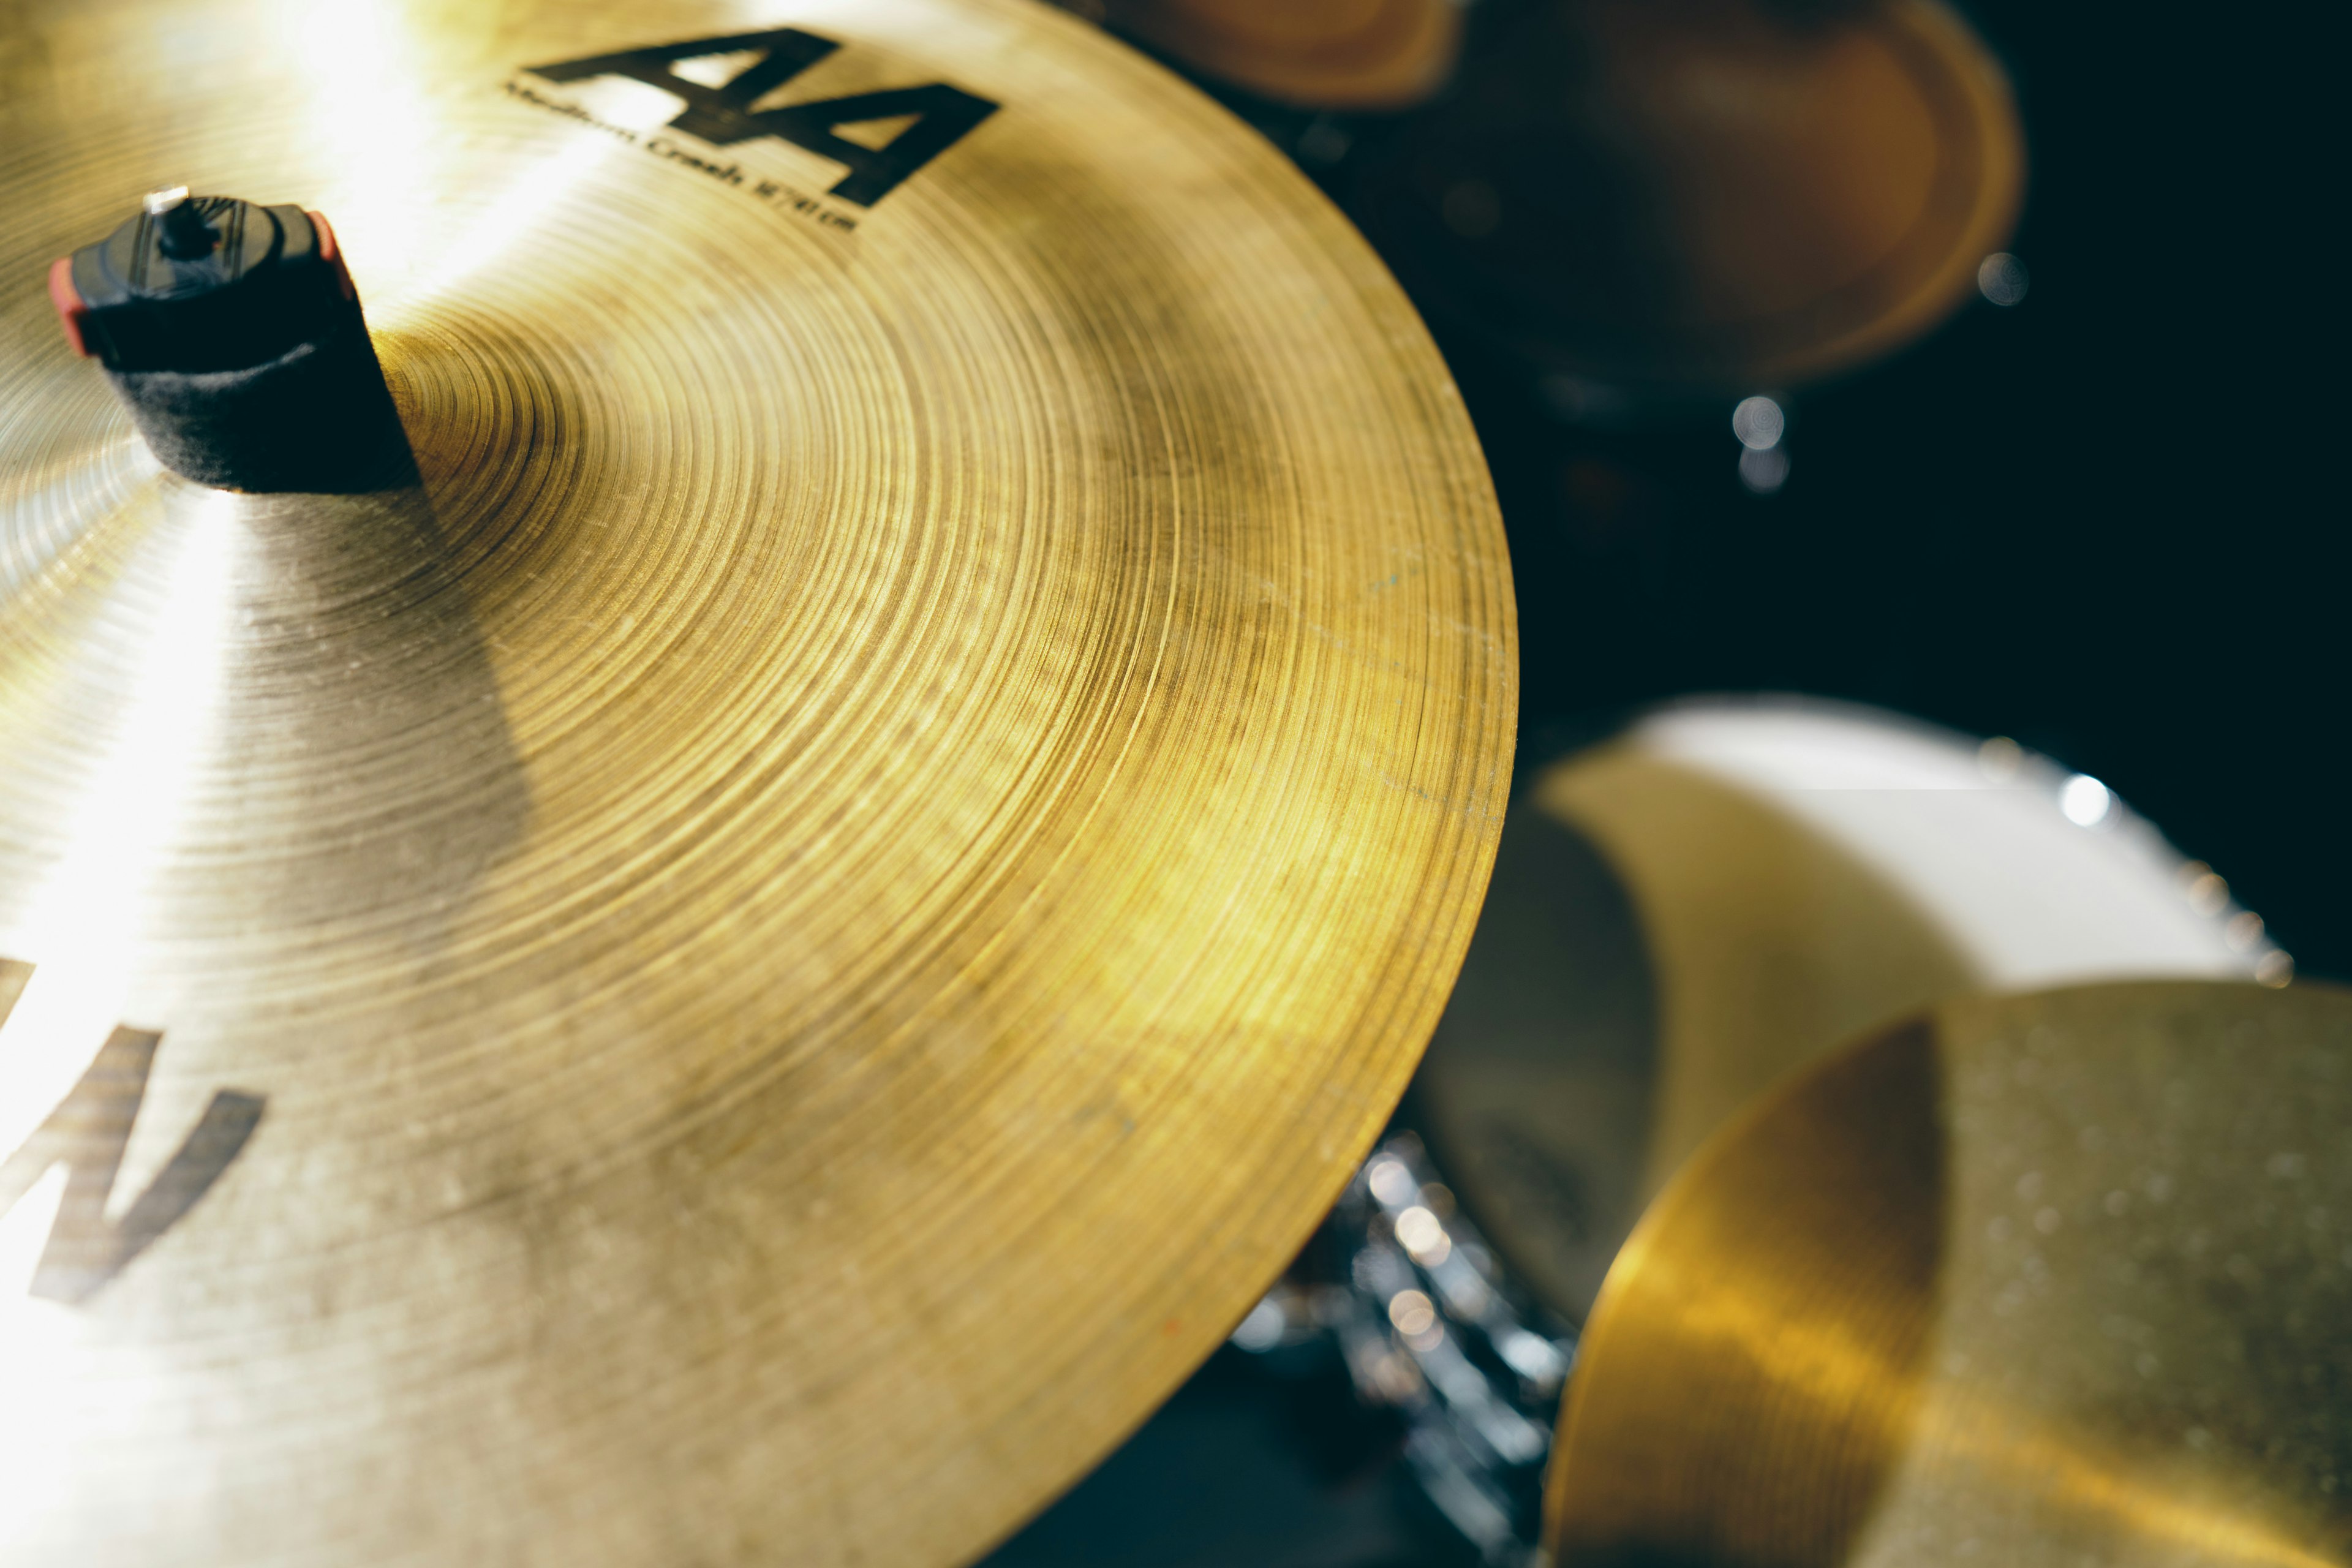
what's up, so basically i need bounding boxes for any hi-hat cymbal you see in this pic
[0,1,1514,1561]
[1415,698,2279,1323]
[1357,0,2026,396]
[1543,981,2352,1567]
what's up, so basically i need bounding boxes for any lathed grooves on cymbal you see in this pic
[1544,982,2352,1568]
[0,1,1513,1562]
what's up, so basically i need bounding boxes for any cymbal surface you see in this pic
[1544,981,2352,1567]
[0,2,1513,1562]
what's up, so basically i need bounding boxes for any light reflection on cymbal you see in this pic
[0,488,239,1161]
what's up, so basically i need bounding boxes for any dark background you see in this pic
[989,0,2342,1561]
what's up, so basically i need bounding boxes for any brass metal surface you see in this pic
[0,2,1515,1561]
[1542,982,2352,1567]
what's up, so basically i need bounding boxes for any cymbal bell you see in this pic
[1543,981,2352,1568]
[0,1,1515,1561]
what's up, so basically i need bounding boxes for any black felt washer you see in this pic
[105,315,413,492]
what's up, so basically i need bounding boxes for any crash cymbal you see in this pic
[1357,0,2026,396]
[1414,699,2280,1321]
[0,1,1514,1561]
[1098,0,1463,111]
[1544,981,2352,1567]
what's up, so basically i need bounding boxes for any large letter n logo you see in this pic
[0,959,264,1305]
[528,29,1000,206]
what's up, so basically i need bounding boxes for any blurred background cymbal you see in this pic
[1413,696,2282,1324]
[1096,0,1463,110]
[0,1,1513,1562]
[1545,980,2352,1568]
[1355,0,2024,399]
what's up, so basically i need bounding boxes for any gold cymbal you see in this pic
[1543,981,2352,1567]
[0,2,1514,1562]
[1359,0,2026,393]
[1099,0,1463,111]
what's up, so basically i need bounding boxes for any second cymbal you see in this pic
[1545,981,2352,1567]
[1358,0,2026,396]
[1414,699,2278,1323]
